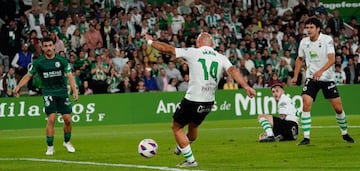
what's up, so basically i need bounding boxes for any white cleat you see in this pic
[63,142,75,153]
[46,146,55,155]
[176,160,198,168]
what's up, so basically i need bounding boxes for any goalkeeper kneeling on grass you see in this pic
[258,83,300,142]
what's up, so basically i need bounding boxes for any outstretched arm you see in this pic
[290,56,303,84]
[144,34,176,56]
[67,72,79,101]
[13,73,33,96]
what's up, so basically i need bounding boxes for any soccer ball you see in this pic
[138,139,158,158]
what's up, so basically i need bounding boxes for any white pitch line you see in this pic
[0,158,205,171]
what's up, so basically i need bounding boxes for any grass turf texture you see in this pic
[1,115,360,171]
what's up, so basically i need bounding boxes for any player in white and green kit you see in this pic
[291,18,355,145]
[14,37,79,155]
[145,32,256,167]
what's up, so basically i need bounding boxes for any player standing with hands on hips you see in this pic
[291,17,355,145]
[13,37,79,155]
[145,32,256,167]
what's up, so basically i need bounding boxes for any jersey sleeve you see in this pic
[223,56,233,71]
[62,58,72,74]
[326,36,335,55]
[28,60,38,75]
[298,39,305,58]
[175,48,192,60]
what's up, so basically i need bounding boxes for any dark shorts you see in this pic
[273,117,298,140]
[173,98,214,127]
[43,95,72,115]
[302,78,340,101]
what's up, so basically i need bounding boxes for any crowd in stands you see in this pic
[1,0,360,97]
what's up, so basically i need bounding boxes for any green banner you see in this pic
[321,0,360,22]
[0,85,359,130]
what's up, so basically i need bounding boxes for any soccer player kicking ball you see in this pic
[291,17,355,145]
[13,37,78,155]
[258,83,299,142]
[144,32,256,167]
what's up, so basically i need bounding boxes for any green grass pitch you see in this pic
[1,115,360,171]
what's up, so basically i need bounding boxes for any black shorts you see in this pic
[273,117,298,140]
[173,98,214,127]
[302,78,340,101]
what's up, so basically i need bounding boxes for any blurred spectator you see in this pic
[254,30,268,52]
[67,0,85,18]
[100,18,116,49]
[225,41,242,66]
[84,23,103,50]
[0,18,23,61]
[151,63,160,77]
[344,57,359,84]
[2,67,19,97]
[11,42,33,78]
[253,75,266,89]
[136,78,146,92]
[107,66,121,93]
[156,68,170,92]
[243,52,255,73]
[205,7,220,28]
[165,61,183,81]
[264,64,274,84]
[54,0,68,22]
[71,28,86,51]
[74,50,91,80]
[118,76,131,93]
[293,0,308,21]
[90,55,109,94]
[143,68,158,91]
[335,64,346,85]
[328,10,344,37]
[227,15,243,40]
[166,77,178,92]
[49,32,65,53]
[111,48,129,74]
[266,50,280,68]
[223,75,238,90]
[275,58,292,84]
[310,0,327,17]
[110,0,126,18]
[248,67,258,87]
[177,74,189,91]
[170,7,185,35]
[179,63,189,77]
[0,52,10,73]
[129,68,140,92]
[83,80,93,95]
[25,6,45,39]
[268,73,282,87]
[253,51,265,69]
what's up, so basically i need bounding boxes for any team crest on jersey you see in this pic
[55,62,60,68]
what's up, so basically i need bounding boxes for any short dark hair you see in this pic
[42,37,54,45]
[271,83,284,90]
[305,17,322,29]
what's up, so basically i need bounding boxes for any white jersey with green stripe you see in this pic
[298,33,336,81]
[278,94,299,124]
[175,46,232,102]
